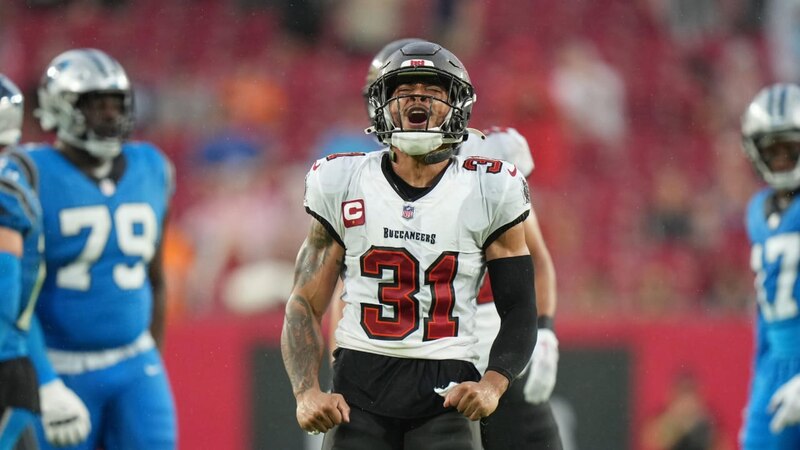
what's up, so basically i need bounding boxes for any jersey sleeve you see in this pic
[139,142,176,205]
[483,127,534,178]
[163,155,177,201]
[0,155,36,236]
[27,315,58,385]
[303,154,366,247]
[745,189,770,242]
[480,163,531,249]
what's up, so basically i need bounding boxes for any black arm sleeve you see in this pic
[485,255,537,382]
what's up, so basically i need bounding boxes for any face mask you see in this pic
[391,129,444,156]
[84,138,123,160]
[59,129,123,161]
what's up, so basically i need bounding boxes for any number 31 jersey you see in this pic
[305,150,530,365]
[26,143,173,351]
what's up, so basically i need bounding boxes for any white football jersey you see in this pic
[459,127,534,178]
[304,150,530,365]
[459,127,536,373]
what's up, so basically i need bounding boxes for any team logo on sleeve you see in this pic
[342,199,365,227]
[507,164,518,177]
[402,204,414,220]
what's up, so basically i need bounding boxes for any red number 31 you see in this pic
[360,247,459,341]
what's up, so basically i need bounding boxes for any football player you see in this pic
[26,49,176,450]
[329,38,563,449]
[459,127,562,450]
[282,42,538,449]
[740,83,800,449]
[0,74,93,450]
[0,74,43,450]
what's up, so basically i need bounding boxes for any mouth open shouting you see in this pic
[404,106,432,129]
[388,81,450,132]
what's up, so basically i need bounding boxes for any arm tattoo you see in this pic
[282,220,341,396]
[294,220,339,287]
[281,293,324,396]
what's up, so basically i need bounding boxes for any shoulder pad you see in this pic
[303,151,373,243]
[3,146,38,192]
[481,127,533,177]
[305,151,369,196]
[127,141,175,199]
[0,155,38,234]
[456,154,531,248]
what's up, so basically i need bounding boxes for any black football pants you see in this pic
[322,406,475,450]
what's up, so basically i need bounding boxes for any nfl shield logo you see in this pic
[402,204,415,220]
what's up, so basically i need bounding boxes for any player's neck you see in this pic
[776,188,800,210]
[391,149,450,187]
[56,141,114,179]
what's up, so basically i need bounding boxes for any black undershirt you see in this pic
[59,148,127,185]
[766,188,800,218]
[381,152,450,202]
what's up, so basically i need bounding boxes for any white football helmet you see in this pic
[742,83,800,190]
[36,48,133,160]
[0,74,23,147]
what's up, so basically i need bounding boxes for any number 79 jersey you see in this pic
[26,143,174,351]
[305,150,530,365]
[747,188,800,356]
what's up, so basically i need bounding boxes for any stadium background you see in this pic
[1,0,783,448]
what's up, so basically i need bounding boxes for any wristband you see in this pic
[537,315,554,331]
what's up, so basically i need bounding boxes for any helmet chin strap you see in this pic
[84,139,122,161]
[59,130,122,162]
[90,159,114,178]
[421,146,454,164]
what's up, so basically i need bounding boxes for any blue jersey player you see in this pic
[28,49,176,450]
[741,83,800,449]
[0,73,91,450]
[0,74,43,450]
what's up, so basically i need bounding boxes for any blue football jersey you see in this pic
[743,187,800,449]
[27,142,173,351]
[746,188,800,356]
[0,147,43,361]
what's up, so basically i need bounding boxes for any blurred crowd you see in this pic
[0,0,786,322]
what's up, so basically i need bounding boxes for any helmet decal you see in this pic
[36,48,133,160]
[363,38,427,122]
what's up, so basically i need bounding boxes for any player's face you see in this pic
[77,92,126,139]
[761,141,800,173]
[388,82,450,131]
